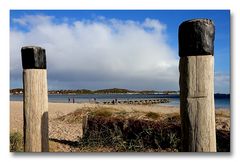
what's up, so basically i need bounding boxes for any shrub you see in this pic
[80,115,181,152]
[10,132,23,152]
[80,115,230,152]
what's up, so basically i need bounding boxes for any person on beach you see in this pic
[73,97,75,103]
[68,98,70,103]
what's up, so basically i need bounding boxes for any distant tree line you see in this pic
[10,88,179,95]
[10,88,23,94]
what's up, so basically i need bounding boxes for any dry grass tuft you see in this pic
[90,108,113,117]
[145,112,160,120]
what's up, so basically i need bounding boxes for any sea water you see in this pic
[10,93,230,109]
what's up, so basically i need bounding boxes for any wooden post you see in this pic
[21,46,48,152]
[178,19,216,152]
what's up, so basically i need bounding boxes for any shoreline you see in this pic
[10,100,230,109]
[10,93,230,109]
[10,101,230,133]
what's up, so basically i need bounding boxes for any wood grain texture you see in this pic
[179,55,216,152]
[23,69,48,152]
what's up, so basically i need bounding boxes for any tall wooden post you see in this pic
[178,19,216,152]
[21,46,48,152]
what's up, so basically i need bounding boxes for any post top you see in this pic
[180,18,214,26]
[21,46,43,50]
[21,46,47,69]
[178,18,215,57]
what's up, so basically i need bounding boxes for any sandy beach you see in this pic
[10,101,230,152]
[10,101,179,139]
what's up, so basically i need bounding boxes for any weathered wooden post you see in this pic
[21,46,48,152]
[178,19,216,152]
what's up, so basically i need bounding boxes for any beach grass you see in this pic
[10,132,23,152]
[145,112,160,119]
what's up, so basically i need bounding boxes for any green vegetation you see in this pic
[80,115,180,152]
[91,108,113,117]
[10,88,23,94]
[79,114,229,152]
[94,88,133,94]
[49,89,93,94]
[10,88,180,95]
[10,132,23,152]
[145,112,160,120]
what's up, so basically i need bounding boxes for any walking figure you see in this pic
[68,98,70,103]
[73,97,75,103]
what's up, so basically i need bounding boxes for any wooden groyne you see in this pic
[102,98,170,105]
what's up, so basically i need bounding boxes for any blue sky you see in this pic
[10,10,230,93]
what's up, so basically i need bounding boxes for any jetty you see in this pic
[102,98,169,105]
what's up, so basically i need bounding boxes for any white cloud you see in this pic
[13,15,54,27]
[143,18,166,32]
[10,15,179,90]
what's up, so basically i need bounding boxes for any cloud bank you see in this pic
[10,15,179,90]
[10,15,229,93]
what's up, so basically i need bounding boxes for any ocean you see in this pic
[10,93,230,109]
